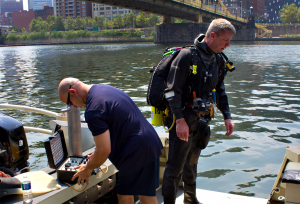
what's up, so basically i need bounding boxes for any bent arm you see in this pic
[72,130,111,184]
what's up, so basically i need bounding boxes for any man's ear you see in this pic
[68,88,77,95]
[211,32,217,38]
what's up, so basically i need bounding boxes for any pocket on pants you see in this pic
[194,125,210,150]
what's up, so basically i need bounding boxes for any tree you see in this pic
[30,19,39,32]
[113,14,123,28]
[123,13,132,28]
[65,17,75,30]
[92,16,104,28]
[136,12,148,27]
[75,16,85,30]
[279,3,299,23]
[148,14,160,26]
[47,15,56,31]
[85,16,93,26]
[54,15,65,31]
[103,18,113,29]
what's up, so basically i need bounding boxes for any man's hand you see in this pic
[72,164,93,185]
[224,118,234,136]
[176,118,189,142]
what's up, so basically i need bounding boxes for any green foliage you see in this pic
[76,30,91,37]
[85,17,93,26]
[93,16,104,28]
[0,34,6,44]
[65,17,75,30]
[133,29,144,37]
[50,31,64,38]
[11,26,22,32]
[148,14,160,26]
[6,33,20,41]
[113,14,123,28]
[101,30,119,37]
[75,16,85,30]
[55,15,65,31]
[136,12,148,27]
[29,31,49,40]
[20,33,29,40]
[151,30,155,37]
[64,30,77,39]
[279,3,299,23]
[92,32,100,37]
[103,19,113,29]
[30,19,39,32]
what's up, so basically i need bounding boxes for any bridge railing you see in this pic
[172,0,247,23]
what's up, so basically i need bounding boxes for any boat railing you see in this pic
[0,103,67,135]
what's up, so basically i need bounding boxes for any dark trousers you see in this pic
[162,108,206,204]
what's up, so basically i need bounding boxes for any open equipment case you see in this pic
[44,126,101,184]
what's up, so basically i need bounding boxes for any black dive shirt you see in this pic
[165,41,231,120]
[85,85,163,176]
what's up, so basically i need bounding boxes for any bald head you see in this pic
[58,77,80,101]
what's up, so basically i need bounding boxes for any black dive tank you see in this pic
[0,112,30,175]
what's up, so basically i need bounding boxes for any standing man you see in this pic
[58,78,163,204]
[162,18,235,204]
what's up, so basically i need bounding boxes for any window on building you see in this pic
[106,11,111,14]
[100,7,104,10]
[82,5,85,8]
[82,2,85,4]
[83,13,85,16]
[119,11,123,14]
[112,11,117,14]
[82,9,85,12]
[113,6,117,9]
[100,11,104,15]
[106,6,110,9]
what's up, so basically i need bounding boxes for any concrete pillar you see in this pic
[163,16,172,24]
[195,14,203,23]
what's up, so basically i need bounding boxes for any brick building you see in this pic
[35,5,53,20]
[12,9,35,30]
[54,0,92,19]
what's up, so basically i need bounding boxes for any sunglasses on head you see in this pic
[67,85,72,106]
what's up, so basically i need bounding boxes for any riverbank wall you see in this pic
[1,36,154,46]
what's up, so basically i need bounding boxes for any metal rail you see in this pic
[0,103,67,134]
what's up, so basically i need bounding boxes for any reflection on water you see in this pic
[1,41,300,199]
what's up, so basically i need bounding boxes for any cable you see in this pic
[163,114,175,131]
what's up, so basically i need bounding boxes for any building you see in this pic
[0,12,13,26]
[92,4,137,20]
[0,0,23,14]
[27,0,53,11]
[35,5,53,20]
[250,0,265,17]
[12,5,54,30]
[12,9,35,30]
[266,0,300,23]
[54,0,92,19]
[221,0,251,18]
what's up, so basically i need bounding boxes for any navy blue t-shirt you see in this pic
[85,85,163,176]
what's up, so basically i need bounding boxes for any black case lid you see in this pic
[44,128,68,169]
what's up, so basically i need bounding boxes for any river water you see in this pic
[0,41,300,199]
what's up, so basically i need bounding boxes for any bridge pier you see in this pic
[154,22,255,44]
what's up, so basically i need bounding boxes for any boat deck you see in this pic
[155,187,269,204]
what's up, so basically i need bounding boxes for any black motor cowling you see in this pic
[0,112,30,176]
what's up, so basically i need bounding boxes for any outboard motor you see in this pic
[0,112,30,176]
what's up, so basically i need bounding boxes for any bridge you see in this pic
[89,0,247,26]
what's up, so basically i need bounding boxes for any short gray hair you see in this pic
[206,18,236,37]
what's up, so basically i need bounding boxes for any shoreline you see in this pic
[1,37,300,47]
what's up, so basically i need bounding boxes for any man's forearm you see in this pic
[85,148,109,171]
